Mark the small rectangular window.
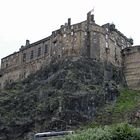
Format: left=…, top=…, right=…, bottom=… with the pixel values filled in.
left=115, top=41, right=117, bottom=46
left=23, top=53, right=26, bottom=62
left=44, top=45, right=48, bottom=53
left=106, top=42, right=109, bottom=48
left=74, top=32, right=77, bottom=36
left=105, top=34, right=108, bottom=40
left=127, top=43, right=130, bottom=47
left=30, top=50, right=34, bottom=59
left=6, top=63, right=8, bottom=67
left=121, top=39, right=124, bottom=43
left=106, top=28, right=109, bottom=32
left=53, top=40, right=57, bottom=46
left=38, top=47, right=41, bottom=57
left=71, top=32, right=74, bottom=36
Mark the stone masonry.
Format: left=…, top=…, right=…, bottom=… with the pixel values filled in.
left=122, top=46, right=140, bottom=90
left=0, top=11, right=139, bottom=90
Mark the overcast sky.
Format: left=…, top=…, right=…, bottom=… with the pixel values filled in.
left=0, top=0, right=140, bottom=61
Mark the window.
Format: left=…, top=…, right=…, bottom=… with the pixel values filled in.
left=71, top=32, right=74, bottom=36
left=23, top=53, right=26, bottom=62
left=63, top=34, right=66, bottom=38
left=115, top=41, right=117, bottom=46
left=38, top=47, right=41, bottom=57
left=44, top=45, right=48, bottom=53
left=30, top=50, right=34, bottom=59
left=121, top=39, right=124, bottom=43
left=6, top=63, right=8, bottom=67
left=106, top=28, right=109, bottom=32
left=53, top=41, right=57, bottom=46
left=105, top=34, right=108, bottom=40
left=121, top=45, right=125, bottom=50
left=106, top=42, right=109, bottom=48
left=127, top=43, right=130, bottom=47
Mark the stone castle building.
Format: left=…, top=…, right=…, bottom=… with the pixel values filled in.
left=0, top=12, right=139, bottom=90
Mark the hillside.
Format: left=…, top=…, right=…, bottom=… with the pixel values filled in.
left=94, top=89, right=140, bottom=126
left=0, top=57, right=139, bottom=140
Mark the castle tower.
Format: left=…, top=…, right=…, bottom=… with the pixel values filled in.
left=122, top=46, right=140, bottom=90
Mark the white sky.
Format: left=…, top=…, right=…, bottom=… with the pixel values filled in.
left=0, top=0, right=140, bottom=61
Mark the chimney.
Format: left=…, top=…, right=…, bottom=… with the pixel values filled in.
left=26, top=40, right=30, bottom=46
left=87, top=12, right=91, bottom=23
left=91, top=14, right=95, bottom=23
left=87, top=11, right=95, bottom=24
left=68, top=18, right=71, bottom=26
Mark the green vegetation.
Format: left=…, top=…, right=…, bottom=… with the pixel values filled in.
left=95, top=89, right=140, bottom=125
left=57, top=123, right=140, bottom=140
left=114, top=89, right=140, bottom=112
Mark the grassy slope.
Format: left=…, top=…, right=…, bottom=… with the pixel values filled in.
left=112, top=89, right=140, bottom=112
left=94, top=89, right=140, bottom=126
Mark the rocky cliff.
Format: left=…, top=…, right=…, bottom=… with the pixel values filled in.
left=0, top=57, right=125, bottom=140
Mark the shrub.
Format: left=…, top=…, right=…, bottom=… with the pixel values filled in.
left=58, top=123, right=140, bottom=140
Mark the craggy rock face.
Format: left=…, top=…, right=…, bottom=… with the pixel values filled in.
left=0, top=58, right=125, bottom=140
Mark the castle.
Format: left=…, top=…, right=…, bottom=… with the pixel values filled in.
left=0, top=11, right=140, bottom=90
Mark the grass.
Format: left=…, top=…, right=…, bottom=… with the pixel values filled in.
left=54, top=123, right=140, bottom=140
left=114, top=89, right=140, bottom=113
left=103, top=89, right=140, bottom=116
left=91, top=89, right=140, bottom=125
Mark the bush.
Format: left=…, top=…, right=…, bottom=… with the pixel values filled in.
left=58, top=123, right=140, bottom=140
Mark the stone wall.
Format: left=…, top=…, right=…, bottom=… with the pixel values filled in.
left=0, top=12, right=133, bottom=89
left=122, top=46, right=140, bottom=90
left=99, top=23, right=132, bottom=67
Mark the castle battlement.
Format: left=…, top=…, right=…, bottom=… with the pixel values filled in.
left=0, top=12, right=139, bottom=90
